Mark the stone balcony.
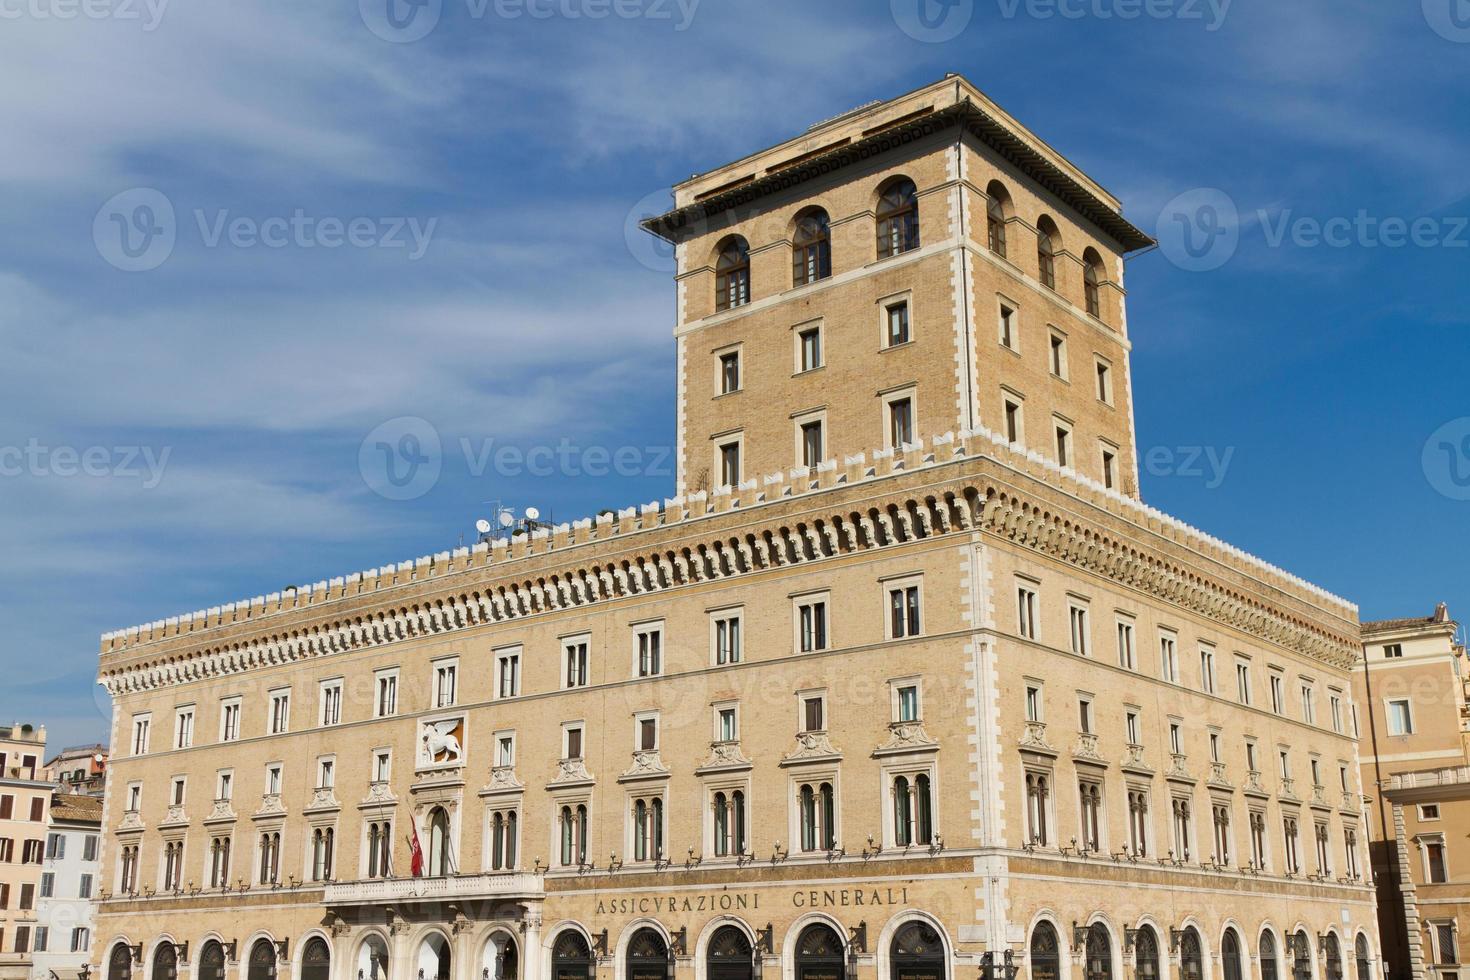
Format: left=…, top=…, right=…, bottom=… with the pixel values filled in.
left=160, top=804, right=188, bottom=828
left=323, top=872, right=544, bottom=907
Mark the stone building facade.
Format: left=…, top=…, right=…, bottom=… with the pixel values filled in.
left=32, top=793, right=104, bottom=980
left=1355, top=607, right=1469, bottom=980
left=1, top=724, right=52, bottom=980
left=91, top=75, right=1380, bottom=980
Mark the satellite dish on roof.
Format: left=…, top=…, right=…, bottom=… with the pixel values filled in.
left=94, top=754, right=104, bottom=763
left=498, top=511, right=515, bottom=528
left=475, top=519, right=492, bottom=535
left=524, top=507, right=541, bottom=521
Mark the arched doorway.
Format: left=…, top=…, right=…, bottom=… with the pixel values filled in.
left=1086, top=925, right=1113, bottom=980
left=483, top=932, right=519, bottom=980
left=707, top=927, right=753, bottom=980
left=1260, top=934, right=1279, bottom=980
left=249, top=941, right=279, bottom=980
left=1324, top=935, right=1342, bottom=980
left=1221, top=930, right=1243, bottom=980
left=795, top=924, right=846, bottom=980
left=1291, top=932, right=1312, bottom=980
left=110, top=944, right=135, bottom=980
left=626, top=929, right=669, bottom=980
left=890, top=921, right=945, bottom=980
left=1179, top=929, right=1203, bottom=980
left=426, top=807, right=452, bottom=877
left=359, top=936, right=390, bottom=980
left=1134, top=927, right=1160, bottom=980
left=302, top=938, right=330, bottom=980
left=420, top=934, right=452, bottom=980
left=1354, top=936, right=1371, bottom=980
left=551, top=931, right=593, bottom=980
left=199, top=941, right=227, bottom=980
left=1029, top=923, right=1060, bottom=980
left=152, top=944, right=178, bottom=980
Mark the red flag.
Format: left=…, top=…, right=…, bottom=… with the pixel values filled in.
left=408, top=819, right=425, bottom=878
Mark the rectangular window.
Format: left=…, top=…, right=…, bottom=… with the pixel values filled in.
left=131, top=715, right=151, bottom=756
left=39, top=872, right=53, bottom=898
left=1384, top=643, right=1403, bottom=658
left=1125, top=710, right=1140, bottom=745
left=1100, top=446, right=1117, bottom=490
left=638, top=716, right=659, bottom=752
left=897, top=685, right=920, bottom=723
left=1049, top=331, right=1068, bottom=379
left=374, top=750, right=392, bottom=782
left=802, top=695, right=826, bottom=733
left=719, top=350, right=740, bottom=394
left=220, top=699, right=241, bottom=742
left=375, top=669, right=398, bottom=717
left=1025, top=685, right=1042, bottom=722
left=32, top=927, right=46, bottom=953
left=713, top=610, right=742, bottom=665
left=78, top=875, right=93, bottom=900
left=1095, top=358, right=1113, bottom=404
left=83, top=835, right=98, bottom=861
left=797, top=596, right=829, bottom=652
left=1117, top=619, right=1136, bottom=669
left=564, top=725, right=584, bottom=761
left=889, top=396, right=914, bottom=448
left=265, top=763, right=282, bottom=795
left=269, top=690, right=290, bottom=735
left=800, top=419, right=824, bottom=469
left=1004, top=396, right=1023, bottom=444
left=1300, top=683, right=1316, bottom=724
left=1199, top=647, right=1216, bottom=694
left=717, top=707, right=738, bottom=743
left=1068, top=604, right=1089, bottom=656
left=1078, top=697, right=1093, bottom=734
left=888, top=582, right=921, bottom=639
left=1330, top=693, right=1343, bottom=733
left=1054, top=422, right=1071, bottom=468
left=434, top=659, right=458, bottom=708
left=1017, top=583, right=1038, bottom=640
left=1269, top=672, right=1285, bottom=714
left=171, top=776, right=186, bottom=805
left=885, top=301, right=911, bottom=347
left=719, top=440, right=741, bottom=487
left=45, top=835, right=63, bottom=860
left=1159, top=632, right=1179, bottom=683
left=1426, top=839, right=1449, bottom=882
left=174, top=707, right=195, bottom=749
left=635, top=624, right=663, bottom=678
left=320, top=680, right=342, bottom=726
left=216, top=771, right=232, bottom=801
left=318, top=757, right=335, bottom=790
left=496, top=736, right=514, bottom=768
left=798, top=326, right=822, bottom=372
left=1235, top=660, right=1252, bottom=705
left=564, top=637, right=590, bottom=688
left=496, top=648, right=521, bottom=699
left=1387, top=699, right=1413, bottom=735
left=999, top=303, right=1016, bottom=349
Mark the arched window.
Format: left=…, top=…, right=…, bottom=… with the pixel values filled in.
left=426, top=806, right=451, bottom=876
left=793, top=208, right=832, bottom=286
left=1260, top=933, right=1279, bottom=980
left=1134, top=927, right=1160, bottom=980
left=632, top=797, right=665, bottom=862
left=1025, top=772, right=1050, bottom=846
left=1179, top=928, right=1203, bottom=980
left=1086, top=924, right=1113, bottom=980
left=1354, top=935, right=1371, bottom=980
left=626, top=929, right=669, bottom=980
left=891, top=921, right=946, bottom=980
left=893, top=774, right=934, bottom=846
left=798, top=782, right=836, bottom=851
left=552, top=932, right=593, bottom=980
left=715, top=236, right=751, bottom=312
left=367, top=821, right=391, bottom=878
left=490, top=810, right=517, bottom=870
left=248, top=939, right=278, bottom=980
left=1083, top=248, right=1104, bottom=319
left=1029, top=923, right=1061, bottom=980
left=1325, top=934, right=1343, bottom=980
left=1036, top=216, right=1060, bottom=289
left=707, top=926, right=754, bottom=980
left=151, top=944, right=177, bottom=980
left=1292, top=931, right=1313, bottom=980
left=894, top=776, right=912, bottom=846
left=199, top=942, right=226, bottom=980
left=1222, top=929, right=1243, bottom=980
left=795, top=924, right=845, bottom=980
left=877, top=178, right=919, bottom=258
left=311, top=827, right=334, bottom=881
left=109, top=943, right=134, bottom=980
left=712, top=792, right=745, bottom=857
left=985, top=181, right=1012, bottom=257
left=301, top=938, right=331, bottom=980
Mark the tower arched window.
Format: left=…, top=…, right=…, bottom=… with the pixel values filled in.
left=986, top=181, right=1012, bottom=258
left=1083, top=248, right=1104, bottom=319
left=793, top=208, right=832, bottom=286
left=715, top=236, right=751, bottom=312
left=877, top=178, right=919, bottom=258
left=1036, top=215, right=1060, bottom=289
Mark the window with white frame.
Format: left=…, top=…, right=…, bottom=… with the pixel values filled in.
left=558, top=802, right=590, bottom=867
left=1300, top=680, right=1316, bottom=724
left=1169, top=721, right=1184, bottom=755
left=1068, top=601, right=1089, bottom=656
left=310, top=826, right=334, bottom=882
left=795, top=592, right=829, bottom=652
left=563, top=635, right=590, bottom=688
left=1235, top=658, right=1252, bottom=706
left=885, top=391, right=916, bottom=449
left=317, top=756, right=335, bottom=791
left=712, top=608, right=743, bottom=665
left=1199, top=646, right=1216, bottom=694
left=711, top=787, right=748, bottom=858
left=131, top=714, right=151, bottom=756
left=488, top=807, right=518, bottom=870
left=797, top=323, right=823, bottom=373
left=375, top=668, right=398, bottom=717
left=1329, top=691, right=1344, bottom=733
left=433, top=658, right=458, bottom=708
left=1053, top=417, right=1072, bottom=468
left=373, top=749, right=392, bottom=783
left=629, top=793, right=665, bottom=862
left=1282, top=816, right=1301, bottom=874
left=1387, top=699, right=1413, bottom=736
left=1117, top=618, right=1136, bottom=669
left=718, top=348, right=741, bottom=395
left=890, top=767, right=935, bottom=847
left=884, top=298, right=911, bottom=348
left=215, top=770, right=233, bottom=802
left=717, top=437, right=742, bottom=487
left=1003, top=392, right=1024, bottom=445
left=715, top=705, right=739, bottom=743
left=269, top=689, right=290, bottom=735
left=1268, top=671, right=1285, bottom=714
left=174, top=706, right=195, bottom=749
left=265, top=762, right=283, bottom=796
left=1430, top=922, right=1458, bottom=967
left=798, top=416, right=824, bottom=469
left=1211, top=802, right=1232, bottom=865
left=634, top=622, right=663, bottom=678
left=1124, top=709, right=1140, bottom=746
left=895, top=683, right=920, bottom=723
left=1423, top=835, right=1449, bottom=883
left=797, top=779, right=837, bottom=852
left=1048, top=329, right=1068, bottom=380
left=1343, top=826, right=1360, bottom=879
left=1159, top=631, right=1179, bottom=683
left=1313, top=820, right=1331, bottom=875
left=886, top=577, right=922, bottom=640
left=219, top=698, right=241, bottom=742
left=1249, top=808, right=1268, bottom=870
left=496, top=647, right=521, bottom=699
left=1025, top=768, right=1052, bottom=847
left=1095, top=356, right=1114, bottom=404
left=320, top=679, right=343, bottom=727
left=1025, top=683, right=1043, bottom=723
left=1170, top=794, right=1194, bottom=861
left=1077, top=695, right=1094, bottom=735
left=998, top=300, right=1017, bottom=350
left=495, top=734, right=514, bottom=768
left=1127, top=786, right=1150, bottom=857
left=1100, top=442, right=1118, bottom=490
left=800, top=692, right=827, bottom=733
left=1078, top=778, right=1103, bottom=853
left=563, top=724, right=585, bottom=761
left=635, top=714, right=659, bottom=753
left=126, top=782, right=142, bottom=812
left=1017, top=580, right=1039, bottom=640
left=171, top=775, right=186, bottom=806
left=366, top=819, right=392, bottom=878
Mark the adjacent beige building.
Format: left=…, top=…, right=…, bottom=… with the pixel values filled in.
left=1355, top=606, right=1470, bottom=980
left=1, top=724, right=52, bottom=980
left=92, top=75, right=1381, bottom=980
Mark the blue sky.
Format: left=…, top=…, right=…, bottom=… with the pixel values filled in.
left=1, top=0, right=1466, bottom=751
